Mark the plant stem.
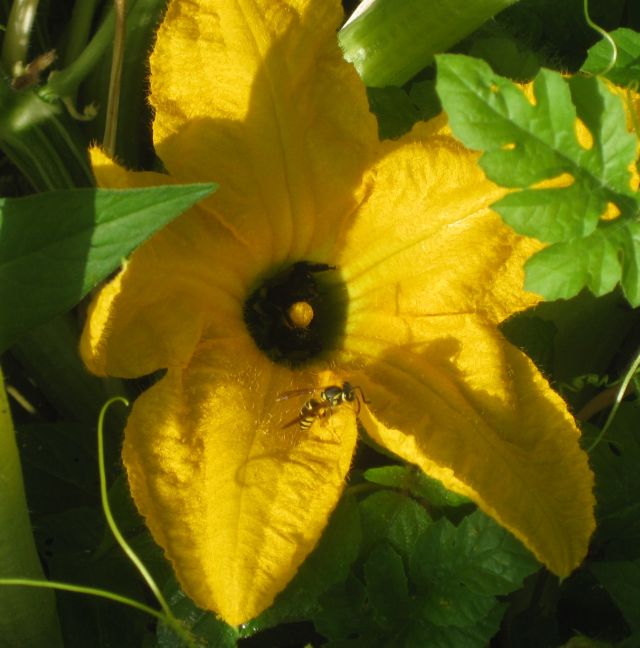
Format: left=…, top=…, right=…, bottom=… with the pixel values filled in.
left=103, top=0, right=126, bottom=156
left=0, top=367, right=63, bottom=647
left=586, top=346, right=640, bottom=452
left=339, top=0, right=520, bottom=87
left=0, top=578, right=164, bottom=621
left=62, top=0, right=101, bottom=69
left=97, top=399, right=197, bottom=646
left=1, top=0, right=40, bottom=73
left=583, top=0, right=617, bottom=76
left=39, top=4, right=115, bottom=100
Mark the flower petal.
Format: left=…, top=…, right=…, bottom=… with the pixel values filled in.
left=150, top=0, right=377, bottom=263
left=338, top=123, right=542, bottom=324
left=339, top=313, right=594, bottom=577
left=82, top=150, right=249, bottom=377
left=123, top=340, right=358, bottom=624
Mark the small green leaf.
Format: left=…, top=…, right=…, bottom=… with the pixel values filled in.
left=367, top=87, right=421, bottom=140
left=436, top=54, right=640, bottom=305
left=38, top=506, right=166, bottom=647
left=0, top=183, right=215, bottom=351
left=409, top=511, right=538, bottom=627
left=500, top=314, right=557, bottom=377
left=408, top=79, right=441, bottom=122
left=525, top=291, right=639, bottom=387
left=16, top=423, right=97, bottom=498
left=363, top=466, right=470, bottom=507
left=582, top=28, right=640, bottom=85
left=590, top=560, right=640, bottom=632
left=400, top=602, right=506, bottom=648
left=157, top=577, right=238, bottom=648
left=359, top=490, right=431, bottom=562
left=468, top=36, right=540, bottom=80
left=523, top=230, right=622, bottom=300
left=589, top=404, right=640, bottom=552
left=313, top=574, right=368, bottom=642
left=363, top=544, right=409, bottom=630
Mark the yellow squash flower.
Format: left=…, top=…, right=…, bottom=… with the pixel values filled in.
left=81, top=0, right=595, bottom=626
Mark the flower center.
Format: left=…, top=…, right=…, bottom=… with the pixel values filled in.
left=243, top=261, right=346, bottom=367
left=287, top=301, right=315, bottom=328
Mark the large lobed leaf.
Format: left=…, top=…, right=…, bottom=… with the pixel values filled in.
left=436, top=53, right=640, bottom=305
left=0, top=184, right=215, bottom=352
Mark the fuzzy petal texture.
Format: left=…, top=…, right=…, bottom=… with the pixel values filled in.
left=150, top=0, right=377, bottom=264
left=340, top=314, right=594, bottom=576
left=81, top=150, right=250, bottom=377
left=338, top=124, right=543, bottom=325
left=337, top=129, right=595, bottom=575
left=124, top=342, right=358, bottom=625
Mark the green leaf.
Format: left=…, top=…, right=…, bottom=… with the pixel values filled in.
left=436, top=54, right=640, bottom=305
left=363, top=544, right=409, bottom=630
left=589, top=404, right=640, bottom=555
left=359, top=490, right=431, bottom=563
left=590, top=560, right=640, bottom=632
left=363, top=466, right=470, bottom=507
left=38, top=505, right=165, bottom=647
left=408, top=79, right=441, bottom=123
left=10, top=315, right=126, bottom=424
left=339, top=0, right=520, bottom=87
left=467, top=36, right=540, bottom=80
left=16, top=423, right=97, bottom=504
left=400, top=602, right=506, bottom=648
left=0, top=183, right=215, bottom=352
left=500, top=314, right=557, bottom=377
left=582, top=28, right=640, bottom=85
left=409, top=511, right=539, bottom=626
left=518, top=291, right=639, bottom=390
left=367, top=87, right=421, bottom=140
left=157, top=577, right=238, bottom=648
left=619, top=633, right=640, bottom=648
left=523, top=229, right=622, bottom=300
left=313, top=574, right=368, bottom=642
left=473, top=0, right=628, bottom=73
left=555, top=569, right=623, bottom=648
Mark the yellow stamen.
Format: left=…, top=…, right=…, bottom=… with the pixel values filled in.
left=287, top=301, right=314, bottom=329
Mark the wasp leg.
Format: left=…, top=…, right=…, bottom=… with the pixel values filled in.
left=353, top=385, right=371, bottom=404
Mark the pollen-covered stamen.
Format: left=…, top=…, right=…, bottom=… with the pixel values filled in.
left=287, top=301, right=314, bottom=329
left=243, top=261, right=347, bottom=367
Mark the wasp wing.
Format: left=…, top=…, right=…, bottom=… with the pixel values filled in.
left=275, top=387, right=316, bottom=401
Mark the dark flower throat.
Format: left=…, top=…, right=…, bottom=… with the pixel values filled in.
left=243, top=261, right=346, bottom=367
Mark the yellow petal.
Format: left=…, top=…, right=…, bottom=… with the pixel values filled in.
left=339, top=313, right=594, bottom=577
left=150, top=0, right=377, bottom=263
left=338, top=124, right=542, bottom=325
left=82, top=150, right=250, bottom=377
left=123, top=342, right=357, bottom=625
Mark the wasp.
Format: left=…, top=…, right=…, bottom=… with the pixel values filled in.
left=277, top=382, right=370, bottom=432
